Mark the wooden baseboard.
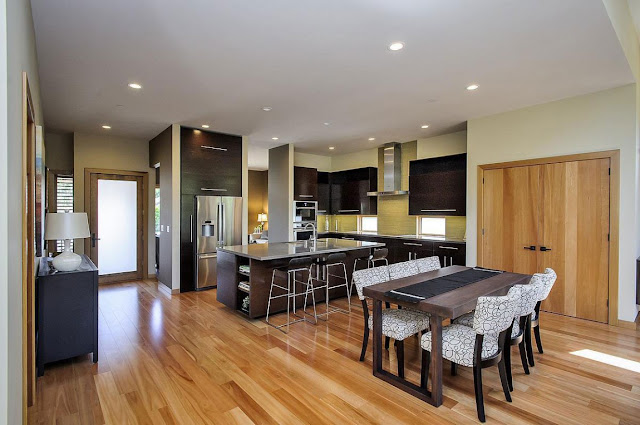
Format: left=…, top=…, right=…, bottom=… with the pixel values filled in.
left=617, top=319, right=637, bottom=330
left=157, top=282, right=179, bottom=296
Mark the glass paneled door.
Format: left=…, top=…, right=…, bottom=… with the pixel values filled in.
left=87, top=170, right=147, bottom=283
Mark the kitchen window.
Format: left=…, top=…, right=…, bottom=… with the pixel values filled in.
left=419, top=217, right=446, bottom=237
left=360, top=216, right=378, bottom=232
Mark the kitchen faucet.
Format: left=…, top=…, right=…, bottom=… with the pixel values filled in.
left=304, top=222, right=317, bottom=243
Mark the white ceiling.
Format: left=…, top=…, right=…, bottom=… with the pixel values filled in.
left=31, top=0, right=632, bottom=163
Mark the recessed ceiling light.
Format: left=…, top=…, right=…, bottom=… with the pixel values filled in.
left=201, top=124, right=210, bottom=129
left=329, top=146, right=335, bottom=150
left=128, top=83, right=142, bottom=89
left=388, top=42, right=404, bottom=51
left=421, top=125, right=429, bottom=129
left=272, top=137, right=279, bottom=140
left=466, top=84, right=479, bottom=91
left=102, top=125, right=111, bottom=129
left=368, top=137, right=375, bottom=141
left=262, top=106, right=272, bottom=111
left=324, top=122, right=330, bottom=126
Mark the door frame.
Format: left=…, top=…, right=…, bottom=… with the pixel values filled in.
left=477, top=149, right=620, bottom=326
left=84, top=168, right=149, bottom=283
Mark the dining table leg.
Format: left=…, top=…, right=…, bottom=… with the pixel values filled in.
left=372, top=299, right=383, bottom=373
left=429, top=314, right=443, bottom=406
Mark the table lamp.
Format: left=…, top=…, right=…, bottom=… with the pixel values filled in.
left=45, top=212, right=90, bottom=272
left=258, top=213, right=267, bottom=232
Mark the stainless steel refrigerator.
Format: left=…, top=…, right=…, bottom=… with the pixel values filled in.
left=194, top=195, right=243, bottom=290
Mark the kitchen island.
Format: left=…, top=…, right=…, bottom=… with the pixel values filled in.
left=216, top=238, right=385, bottom=318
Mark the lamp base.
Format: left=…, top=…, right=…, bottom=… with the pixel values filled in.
left=52, top=247, right=82, bottom=272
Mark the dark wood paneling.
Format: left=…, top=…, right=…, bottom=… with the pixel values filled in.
left=180, top=194, right=195, bottom=292
left=294, top=166, right=318, bottom=201
left=409, top=154, right=466, bottom=216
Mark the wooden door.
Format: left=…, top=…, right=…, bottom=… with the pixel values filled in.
left=481, top=166, right=541, bottom=275
left=540, top=159, right=610, bottom=322
left=87, top=171, right=146, bottom=284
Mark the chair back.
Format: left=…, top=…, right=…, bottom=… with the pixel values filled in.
left=415, top=256, right=441, bottom=273
left=326, top=252, right=347, bottom=264
left=389, top=260, right=420, bottom=280
left=473, top=285, right=519, bottom=335
left=514, top=283, right=540, bottom=317
left=533, top=268, right=557, bottom=301
left=352, top=266, right=390, bottom=300
left=287, top=256, right=313, bottom=271
left=370, top=248, right=388, bottom=261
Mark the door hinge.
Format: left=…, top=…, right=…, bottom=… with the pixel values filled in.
left=482, top=228, right=485, bottom=235
left=482, top=178, right=485, bottom=184
left=607, top=233, right=610, bottom=241
left=608, top=168, right=611, bottom=175
left=606, top=299, right=609, bottom=307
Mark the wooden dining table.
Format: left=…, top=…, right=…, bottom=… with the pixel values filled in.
left=362, top=265, right=531, bottom=407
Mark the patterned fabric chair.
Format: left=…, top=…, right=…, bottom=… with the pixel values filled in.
left=414, top=256, right=441, bottom=273
left=421, top=286, right=520, bottom=422
left=528, top=268, right=557, bottom=364
left=455, top=282, right=540, bottom=390
left=352, top=266, right=430, bottom=378
left=388, top=260, right=420, bottom=280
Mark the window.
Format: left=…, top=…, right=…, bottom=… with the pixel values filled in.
left=155, top=187, right=160, bottom=235
left=55, top=174, right=74, bottom=252
left=419, top=217, right=446, bottom=236
left=360, top=216, right=378, bottom=232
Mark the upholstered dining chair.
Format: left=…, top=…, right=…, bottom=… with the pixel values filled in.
left=414, top=255, right=442, bottom=273
left=528, top=268, right=557, bottom=365
left=352, top=266, right=431, bottom=378
left=455, top=282, right=540, bottom=390
left=388, top=260, right=420, bottom=279
left=421, top=286, right=520, bottom=423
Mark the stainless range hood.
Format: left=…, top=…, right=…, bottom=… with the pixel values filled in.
left=367, top=143, right=409, bottom=196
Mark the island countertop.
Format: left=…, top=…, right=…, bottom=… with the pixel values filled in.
left=218, top=237, right=385, bottom=261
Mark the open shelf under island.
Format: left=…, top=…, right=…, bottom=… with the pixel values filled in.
left=216, top=238, right=385, bottom=318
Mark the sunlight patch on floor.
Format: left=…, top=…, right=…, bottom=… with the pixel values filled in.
left=570, top=349, right=640, bottom=373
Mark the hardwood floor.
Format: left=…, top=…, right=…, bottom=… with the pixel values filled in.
left=28, top=278, right=640, bottom=424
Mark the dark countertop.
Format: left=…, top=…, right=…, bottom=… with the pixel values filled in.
left=318, top=231, right=466, bottom=244
left=218, top=238, right=385, bottom=261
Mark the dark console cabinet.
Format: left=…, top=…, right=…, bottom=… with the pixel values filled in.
left=36, top=256, right=98, bottom=376
left=409, top=154, right=466, bottom=216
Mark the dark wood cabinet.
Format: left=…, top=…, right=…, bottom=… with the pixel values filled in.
left=409, top=154, right=466, bottom=216
left=330, top=167, right=377, bottom=215
left=37, top=256, right=98, bottom=376
left=433, top=242, right=466, bottom=267
left=180, top=127, right=243, bottom=197
left=317, top=171, right=330, bottom=214
left=294, top=166, right=318, bottom=201
left=180, top=194, right=196, bottom=292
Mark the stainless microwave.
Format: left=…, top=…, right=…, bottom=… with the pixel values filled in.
left=293, top=201, right=318, bottom=223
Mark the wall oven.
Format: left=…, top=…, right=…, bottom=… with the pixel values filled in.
left=292, top=201, right=317, bottom=241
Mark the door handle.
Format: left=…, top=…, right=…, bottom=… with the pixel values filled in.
left=190, top=215, right=193, bottom=243
left=540, top=246, right=552, bottom=252
left=523, top=245, right=536, bottom=251
left=91, top=233, right=100, bottom=248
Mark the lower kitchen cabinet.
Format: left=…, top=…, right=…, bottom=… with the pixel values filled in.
left=433, top=242, right=466, bottom=267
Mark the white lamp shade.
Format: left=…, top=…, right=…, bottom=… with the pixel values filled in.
left=44, top=212, right=90, bottom=240
left=258, top=213, right=268, bottom=222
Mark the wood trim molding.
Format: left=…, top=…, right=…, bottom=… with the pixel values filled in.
left=617, top=320, right=637, bottom=330
left=83, top=168, right=149, bottom=283
left=477, top=149, right=620, bottom=326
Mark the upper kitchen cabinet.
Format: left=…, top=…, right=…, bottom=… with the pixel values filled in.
left=294, top=166, right=318, bottom=201
left=317, top=171, right=330, bottom=214
left=331, top=167, right=377, bottom=215
left=409, top=153, right=466, bottom=216
left=181, top=127, right=243, bottom=196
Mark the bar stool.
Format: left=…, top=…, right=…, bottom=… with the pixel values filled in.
left=307, top=252, right=350, bottom=316
left=266, top=256, right=317, bottom=333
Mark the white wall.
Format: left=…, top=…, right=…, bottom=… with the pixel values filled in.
left=268, top=144, right=294, bottom=242
left=0, top=1, right=8, bottom=422
left=3, top=0, right=44, bottom=422
left=294, top=152, right=332, bottom=171
left=466, top=84, right=638, bottom=322
left=331, top=148, right=378, bottom=172
left=73, top=132, right=156, bottom=276
left=417, top=131, right=467, bottom=159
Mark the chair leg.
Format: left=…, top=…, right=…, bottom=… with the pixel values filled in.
left=451, top=362, right=457, bottom=376
left=498, top=358, right=512, bottom=402
left=534, top=324, right=543, bottom=354
left=396, top=340, right=405, bottom=378
left=359, top=326, right=369, bottom=361
left=518, top=341, right=530, bottom=375
left=385, top=336, right=390, bottom=350
left=421, top=350, right=430, bottom=389
left=525, top=317, right=535, bottom=367
left=505, top=343, right=513, bottom=391
left=473, top=365, right=486, bottom=423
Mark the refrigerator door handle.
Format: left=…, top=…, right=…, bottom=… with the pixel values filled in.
left=221, top=203, right=225, bottom=246
left=190, top=215, right=193, bottom=243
